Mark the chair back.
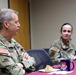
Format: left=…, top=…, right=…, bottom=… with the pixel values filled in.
left=26, top=49, right=54, bottom=71
left=43, top=48, right=49, bottom=53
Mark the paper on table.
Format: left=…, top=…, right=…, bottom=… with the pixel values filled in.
left=39, top=68, right=60, bottom=72
left=48, top=70, right=73, bottom=74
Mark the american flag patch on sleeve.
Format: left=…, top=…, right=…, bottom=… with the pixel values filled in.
left=0, top=48, right=9, bottom=54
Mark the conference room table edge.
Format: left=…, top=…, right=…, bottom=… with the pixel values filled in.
left=26, top=60, right=76, bottom=75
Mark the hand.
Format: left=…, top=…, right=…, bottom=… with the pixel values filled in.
left=74, top=56, right=76, bottom=59
left=22, top=52, right=30, bottom=61
left=17, top=63, right=23, bottom=68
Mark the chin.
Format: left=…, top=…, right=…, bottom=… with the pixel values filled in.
left=62, top=37, right=69, bottom=40
left=13, top=33, right=18, bottom=36
left=64, top=38, right=70, bottom=40
left=15, top=32, right=18, bottom=35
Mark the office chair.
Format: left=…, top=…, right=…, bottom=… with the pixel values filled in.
left=26, top=49, right=54, bottom=71
left=43, top=48, right=49, bottom=53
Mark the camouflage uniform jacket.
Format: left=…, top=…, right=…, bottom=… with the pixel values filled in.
left=49, top=37, right=76, bottom=65
left=0, top=34, right=36, bottom=75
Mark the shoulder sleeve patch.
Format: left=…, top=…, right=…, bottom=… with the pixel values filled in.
left=50, top=47, right=59, bottom=52
left=0, top=48, right=9, bottom=54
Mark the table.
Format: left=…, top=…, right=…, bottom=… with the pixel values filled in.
left=26, top=60, right=76, bottom=75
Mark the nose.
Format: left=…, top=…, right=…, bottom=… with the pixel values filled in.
left=65, top=31, right=69, bottom=34
left=18, top=22, right=20, bottom=27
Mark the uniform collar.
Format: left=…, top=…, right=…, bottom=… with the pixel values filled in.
left=0, top=34, right=15, bottom=47
left=60, top=37, right=72, bottom=50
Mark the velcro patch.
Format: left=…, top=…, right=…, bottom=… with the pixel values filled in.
left=2, top=58, right=9, bottom=62
left=0, top=48, right=9, bottom=54
left=51, top=51, right=56, bottom=56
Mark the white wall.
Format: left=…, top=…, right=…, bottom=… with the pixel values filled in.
left=30, top=0, right=76, bottom=49
left=0, top=0, right=8, bottom=8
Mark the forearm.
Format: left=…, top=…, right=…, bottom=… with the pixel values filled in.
left=21, top=57, right=36, bottom=71
left=49, top=50, right=63, bottom=64
left=5, top=64, right=25, bottom=75
left=52, top=57, right=66, bottom=65
left=0, top=56, right=25, bottom=75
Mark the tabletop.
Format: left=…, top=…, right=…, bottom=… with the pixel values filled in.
left=26, top=60, right=76, bottom=75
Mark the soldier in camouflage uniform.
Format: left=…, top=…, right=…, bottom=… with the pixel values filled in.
left=49, top=23, right=76, bottom=65
left=0, top=8, right=36, bottom=75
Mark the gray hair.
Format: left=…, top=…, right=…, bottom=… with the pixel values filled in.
left=0, top=8, right=18, bottom=30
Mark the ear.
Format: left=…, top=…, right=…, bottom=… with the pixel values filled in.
left=3, top=21, right=9, bottom=28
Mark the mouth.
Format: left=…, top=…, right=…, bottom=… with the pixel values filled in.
left=16, top=29, right=19, bottom=32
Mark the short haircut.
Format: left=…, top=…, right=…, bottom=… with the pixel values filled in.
left=0, top=8, right=18, bottom=30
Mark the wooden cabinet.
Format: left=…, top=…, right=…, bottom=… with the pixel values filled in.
left=9, top=0, right=30, bottom=50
